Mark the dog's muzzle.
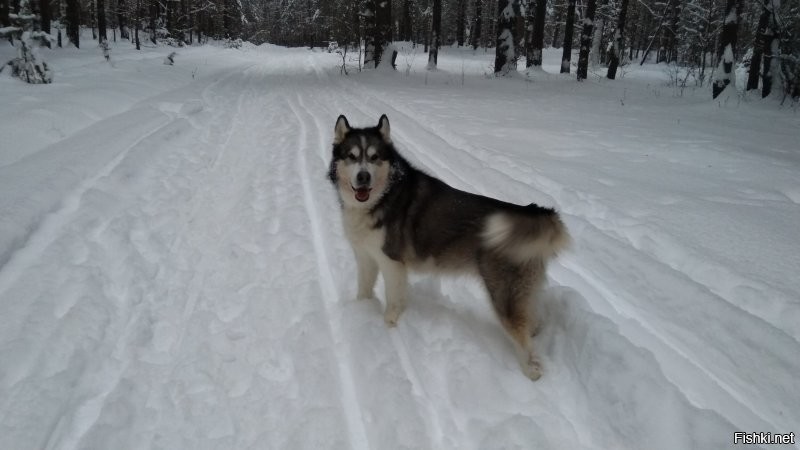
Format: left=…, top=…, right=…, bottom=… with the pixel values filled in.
left=353, top=171, right=371, bottom=202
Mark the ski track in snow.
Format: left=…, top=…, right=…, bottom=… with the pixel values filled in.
left=1, top=43, right=797, bottom=449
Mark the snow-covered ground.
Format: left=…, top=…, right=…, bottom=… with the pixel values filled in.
left=1, top=38, right=798, bottom=449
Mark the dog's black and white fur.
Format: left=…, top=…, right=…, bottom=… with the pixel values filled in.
left=328, top=114, right=570, bottom=380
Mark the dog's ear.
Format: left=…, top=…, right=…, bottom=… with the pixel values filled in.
left=377, top=114, right=391, bottom=143
left=334, top=115, right=351, bottom=144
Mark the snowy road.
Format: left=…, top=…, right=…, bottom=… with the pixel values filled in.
left=1, top=43, right=798, bottom=449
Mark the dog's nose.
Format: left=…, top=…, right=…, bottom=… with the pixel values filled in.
left=356, top=171, right=371, bottom=185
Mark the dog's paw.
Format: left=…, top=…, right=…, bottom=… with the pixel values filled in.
left=522, top=356, right=543, bottom=381
left=356, top=291, right=375, bottom=301
left=383, top=304, right=405, bottom=327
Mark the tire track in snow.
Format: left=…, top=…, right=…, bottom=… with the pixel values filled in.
left=294, top=89, right=449, bottom=448
left=284, top=93, right=370, bottom=450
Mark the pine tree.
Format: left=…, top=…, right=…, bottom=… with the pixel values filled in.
left=375, top=0, right=391, bottom=66
left=39, top=0, right=49, bottom=35
left=494, top=0, right=519, bottom=74
left=560, top=0, right=576, bottom=73
left=576, top=0, right=597, bottom=80
left=471, top=0, right=482, bottom=49
left=606, top=0, right=629, bottom=79
left=97, top=0, right=107, bottom=41
left=363, top=0, right=376, bottom=66
left=5, top=0, right=53, bottom=83
left=1, top=0, right=9, bottom=28
left=525, top=0, right=546, bottom=67
left=428, top=0, right=441, bottom=68
left=760, top=0, right=780, bottom=98
left=712, top=0, right=740, bottom=98
left=401, top=0, right=411, bottom=41
left=65, top=0, right=78, bottom=47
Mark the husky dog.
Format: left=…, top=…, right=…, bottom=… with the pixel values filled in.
left=328, top=114, right=570, bottom=380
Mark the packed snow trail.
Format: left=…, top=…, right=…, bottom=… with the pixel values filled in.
left=0, top=43, right=797, bottom=449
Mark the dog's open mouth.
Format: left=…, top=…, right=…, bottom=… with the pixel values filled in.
left=352, top=186, right=371, bottom=202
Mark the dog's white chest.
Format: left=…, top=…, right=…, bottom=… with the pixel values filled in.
left=342, top=208, right=385, bottom=255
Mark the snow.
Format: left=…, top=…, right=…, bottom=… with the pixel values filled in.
left=1, top=38, right=799, bottom=450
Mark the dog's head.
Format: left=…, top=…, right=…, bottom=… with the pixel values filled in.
left=328, top=114, right=395, bottom=208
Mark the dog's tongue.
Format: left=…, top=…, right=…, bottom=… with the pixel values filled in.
left=354, top=188, right=370, bottom=202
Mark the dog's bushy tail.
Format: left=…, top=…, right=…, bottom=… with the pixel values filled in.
left=481, top=205, right=570, bottom=263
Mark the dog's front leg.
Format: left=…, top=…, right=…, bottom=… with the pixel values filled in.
left=379, top=259, right=408, bottom=327
left=354, top=249, right=378, bottom=300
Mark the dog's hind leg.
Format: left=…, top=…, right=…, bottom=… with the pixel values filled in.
left=479, top=254, right=546, bottom=381
left=378, top=258, right=408, bottom=327
left=354, top=249, right=378, bottom=300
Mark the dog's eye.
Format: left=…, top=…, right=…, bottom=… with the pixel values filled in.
left=347, top=154, right=358, bottom=161
left=369, top=154, right=379, bottom=162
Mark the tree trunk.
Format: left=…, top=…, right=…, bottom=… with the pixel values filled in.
left=560, top=0, right=575, bottom=73
left=494, top=0, right=518, bottom=74
left=97, top=0, right=106, bottom=42
left=39, top=0, right=50, bottom=34
left=761, top=0, right=780, bottom=98
left=513, top=1, right=524, bottom=62
left=711, top=0, right=740, bottom=98
left=551, top=5, right=562, bottom=49
left=149, top=0, right=157, bottom=44
left=134, top=0, right=140, bottom=49
left=589, top=16, right=603, bottom=66
left=606, top=0, right=628, bottom=79
left=428, top=0, right=441, bottom=68
left=457, top=0, right=466, bottom=46
left=117, top=0, right=128, bottom=39
left=471, top=0, right=482, bottom=49
left=1, top=0, right=8, bottom=28
left=746, top=3, right=769, bottom=91
left=401, top=0, right=411, bottom=41
left=363, top=0, right=376, bottom=66
left=526, top=0, right=546, bottom=67
left=375, top=0, right=391, bottom=66
left=576, top=0, right=596, bottom=80
left=65, top=0, right=79, bottom=47
left=89, top=0, right=95, bottom=39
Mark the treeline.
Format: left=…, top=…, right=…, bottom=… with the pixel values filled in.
left=1, top=0, right=798, bottom=98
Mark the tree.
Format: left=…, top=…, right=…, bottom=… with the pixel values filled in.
left=1, top=0, right=9, bottom=28
left=494, top=0, right=520, bottom=74
left=97, top=0, right=107, bottom=41
left=471, top=0, right=482, bottom=49
left=400, top=0, right=412, bottom=41
left=428, top=0, right=441, bottom=68
left=746, top=2, right=770, bottom=91
left=576, top=0, right=597, bottom=80
left=65, top=0, right=79, bottom=47
left=363, top=0, right=376, bottom=65
left=375, top=0, right=391, bottom=65
left=525, top=0, right=546, bottom=67
left=760, top=0, right=780, bottom=98
left=560, top=0, right=576, bottom=73
left=117, top=0, right=129, bottom=39
left=712, top=0, right=740, bottom=98
left=456, top=0, right=465, bottom=46
left=607, top=0, right=629, bottom=79
left=4, top=0, right=53, bottom=83
left=39, top=0, right=49, bottom=35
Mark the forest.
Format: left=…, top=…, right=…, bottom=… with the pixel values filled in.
left=1, top=0, right=799, bottom=96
